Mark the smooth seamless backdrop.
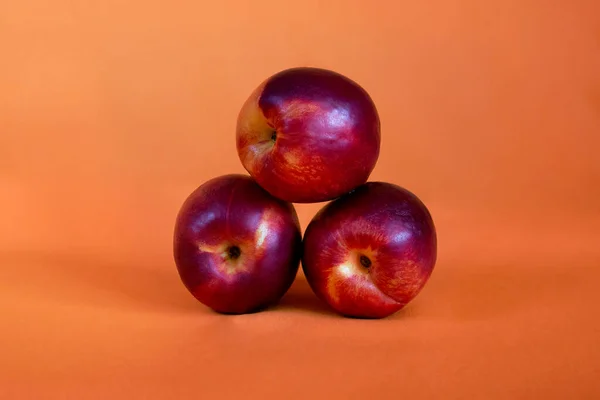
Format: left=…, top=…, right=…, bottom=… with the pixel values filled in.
left=1, top=1, right=599, bottom=399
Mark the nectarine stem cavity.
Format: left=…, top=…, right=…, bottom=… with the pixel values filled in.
left=270, top=130, right=277, bottom=142
left=359, top=255, right=372, bottom=269
left=227, top=245, right=241, bottom=260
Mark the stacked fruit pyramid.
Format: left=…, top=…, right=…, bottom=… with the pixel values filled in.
left=173, top=67, right=437, bottom=319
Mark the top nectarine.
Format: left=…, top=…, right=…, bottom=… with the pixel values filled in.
left=236, top=67, right=380, bottom=203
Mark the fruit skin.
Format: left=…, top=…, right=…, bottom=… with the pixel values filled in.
left=301, top=182, right=437, bottom=318
left=236, top=67, right=381, bottom=203
left=173, top=174, right=302, bottom=314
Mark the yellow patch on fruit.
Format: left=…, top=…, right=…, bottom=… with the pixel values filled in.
left=326, top=274, right=341, bottom=304
left=236, top=82, right=275, bottom=173
left=237, top=83, right=271, bottom=138
left=196, top=241, right=224, bottom=254
left=222, top=260, right=246, bottom=276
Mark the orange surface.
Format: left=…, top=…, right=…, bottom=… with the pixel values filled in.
left=1, top=1, right=600, bottom=398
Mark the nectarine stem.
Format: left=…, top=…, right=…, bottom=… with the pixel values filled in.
left=227, top=246, right=241, bottom=260
left=360, top=255, right=371, bottom=269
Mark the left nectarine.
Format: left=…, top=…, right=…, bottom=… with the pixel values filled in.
left=173, top=174, right=302, bottom=314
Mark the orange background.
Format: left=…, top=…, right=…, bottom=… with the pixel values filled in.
left=1, top=1, right=600, bottom=398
